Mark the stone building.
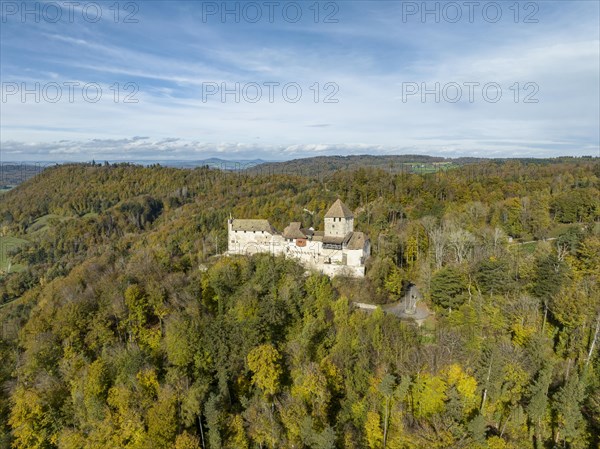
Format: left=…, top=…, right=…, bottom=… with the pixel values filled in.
left=227, top=199, right=370, bottom=277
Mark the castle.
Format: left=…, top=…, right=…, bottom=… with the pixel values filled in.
left=227, top=199, right=371, bottom=277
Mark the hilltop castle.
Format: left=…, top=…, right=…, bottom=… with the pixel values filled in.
left=227, top=199, right=371, bottom=277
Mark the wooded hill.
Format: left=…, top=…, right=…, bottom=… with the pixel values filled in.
left=246, top=155, right=596, bottom=178
left=0, top=158, right=599, bottom=449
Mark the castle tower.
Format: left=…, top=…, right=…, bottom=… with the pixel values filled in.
left=324, top=199, right=354, bottom=238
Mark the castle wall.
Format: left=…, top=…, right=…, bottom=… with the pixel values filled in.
left=319, top=264, right=365, bottom=278
left=345, top=249, right=364, bottom=267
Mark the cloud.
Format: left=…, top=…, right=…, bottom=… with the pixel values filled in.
left=1, top=138, right=597, bottom=163
left=0, top=1, right=598, bottom=159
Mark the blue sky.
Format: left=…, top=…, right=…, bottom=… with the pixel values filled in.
left=1, top=0, right=599, bottom=161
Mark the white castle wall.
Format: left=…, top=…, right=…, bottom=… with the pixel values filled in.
left=227, top=219, right=368, bottom=278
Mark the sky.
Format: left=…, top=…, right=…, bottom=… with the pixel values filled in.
left=1, top=0, right=599, bottom=162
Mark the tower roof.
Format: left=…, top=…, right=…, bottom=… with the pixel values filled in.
left=324, top=199, right=353, bottom=219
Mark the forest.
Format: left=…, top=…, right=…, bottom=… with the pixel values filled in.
left=0, top=158, right=599, bottom=449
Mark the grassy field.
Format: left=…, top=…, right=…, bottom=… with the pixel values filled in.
left=27, top=214, right=64, bottom=235
left=515, top=241, right=539, bottom=255
left=411, top=162, right=457, bottom=174
left=27, top=213, right=96, bottom=236
left=0, top=236, right=29, bottom=273
left=547, top=223, right=580, bottom=238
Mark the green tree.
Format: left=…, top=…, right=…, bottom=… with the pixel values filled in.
left=531, top=255, right=569, bottom=301
left=526, top=363, right=553, bottom=449
left=431, top=266, right=468, bottom=311
left=553, top=372, right=588, bottom=448
left=147, top=388, right=178, bottom=449
left=475, top=258, right=512, bottom=295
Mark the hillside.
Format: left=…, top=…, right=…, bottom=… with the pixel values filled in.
left=0, top=159, right=599, bottom=449
left=247, top=154, right=463, bottom=178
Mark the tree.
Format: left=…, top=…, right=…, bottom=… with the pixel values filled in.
left=205, top=393, right=223, bottom=449
left=225, top=414, right=249, bottom=449
left=147, top=388, right=178, bottom=449
left=448, top=228, right=474, bottom=264
left=243, top=397, right=281, bottom=449
left=475, top=258, right=512, bottom=295
left=8, top=387, right=53, bottom=449
left=531, top=255, right=568, bottom=301
left=124, top=284, right=150, bottom=338
left=175, top=431, right=202, bottom=449
left=525, top=193, right=551, bottom=240
left=247, top=344, right=283, bottom=397
left=442, top=364, right=478, bottom=414
left=430, top=266, right=468, bottom=311
left=165, top=313, right=199, bottom=370
left=502, top=197, right=524, bottom=238
left=291, top=362, right=332, bottom=423
left=428, top=226, right=447, bottom=269
left=384, top=266, right=404, bottom=300
left=411, top=373, right=447, bottom=419
left=365, top=411, right=384, bottom=449
left=553, top=372, right=588, bottom=448
left=526, top=363, right=553, bottom=449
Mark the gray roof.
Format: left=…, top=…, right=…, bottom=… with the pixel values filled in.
left=283, top=222, right=306, bottom=239
left=347, top=232, right=368, bottom=250
left=323, top=232, right=353, bottom=245
left=325, top=199, right=353, bottom=219
left=231, top=219, right=275, bottom=233
left=312, top=230, right=325, bottom=242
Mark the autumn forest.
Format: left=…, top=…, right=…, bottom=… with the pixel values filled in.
left=0, top=158, right=599, bottom=449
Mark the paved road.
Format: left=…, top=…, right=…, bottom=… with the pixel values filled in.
left=354, top=298, right=431, bottom=321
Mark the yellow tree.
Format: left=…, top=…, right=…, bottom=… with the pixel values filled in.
left=174, top=431, right=202, bottom=449
left=411, top=373, right=447, bottom=420
left=365, top=411, right=384, bottom=449
left=247, top=344, right=283, bottom=398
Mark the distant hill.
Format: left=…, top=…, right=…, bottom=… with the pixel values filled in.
left=0, top=163, right=51, bottom=188
left=127, top=158, right=267, bottom=169
left=0, top=159, right=267, bottom=188
left=247, top=154, right=480, bottom=177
